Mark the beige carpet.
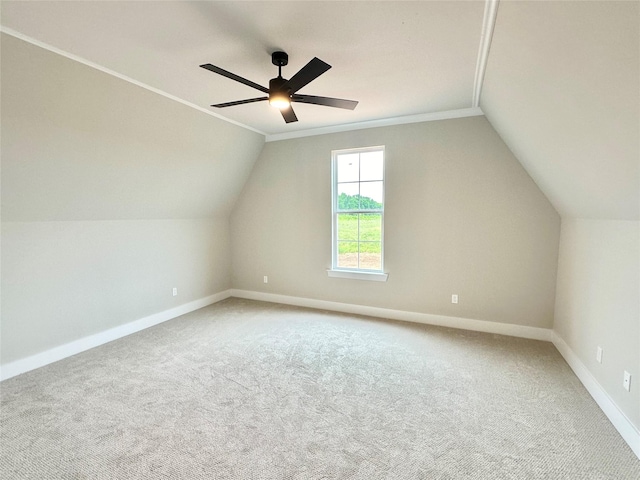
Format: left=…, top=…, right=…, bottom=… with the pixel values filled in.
left=1, top=298, right=639, bottom=479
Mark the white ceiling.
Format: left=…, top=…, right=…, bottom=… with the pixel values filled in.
left=0, top=0, right=486, bottom=136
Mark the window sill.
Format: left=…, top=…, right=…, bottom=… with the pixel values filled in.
left=327, top=269, right=389, bottom=282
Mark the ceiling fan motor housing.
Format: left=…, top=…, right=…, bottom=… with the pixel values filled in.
left=269, top=76, right=290, bottom=94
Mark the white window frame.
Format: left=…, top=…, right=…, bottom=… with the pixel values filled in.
left=329, top=146, right=388, bottom=282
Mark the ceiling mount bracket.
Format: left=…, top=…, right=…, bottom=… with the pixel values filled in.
left=271, top=51, right=288, bottom=67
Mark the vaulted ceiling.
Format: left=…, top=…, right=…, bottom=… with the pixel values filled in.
left=0, top=1, right=485, bottom=134
left=1, top=0, right=638, bottom=220
left=482, top=1, right=638, bottom=220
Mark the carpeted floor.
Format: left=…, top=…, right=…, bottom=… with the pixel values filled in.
left=1, top=298, right=639, bottom=479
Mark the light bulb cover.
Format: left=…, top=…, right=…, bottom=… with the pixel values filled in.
left=269, top=95, right=291, bottom=109
left=269, top=77, right=291, bottom=109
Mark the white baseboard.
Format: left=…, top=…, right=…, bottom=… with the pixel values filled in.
left=551, top=332, right=640, bottom=460
left=5, top=288, right=636, bottom=460
left=229, top=289, right=552, bottom=341
left=0, top=289, right=232, bottom=381
left=232, top=289, right=638, bottom=459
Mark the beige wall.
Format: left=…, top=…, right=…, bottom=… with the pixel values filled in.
left=231, top=117, right=560, bottom=328
left=1, top=219, right=231, bottom=364
left=554, top=219, right=640, bottom=428
left=1, top=35, right=264, bottom=365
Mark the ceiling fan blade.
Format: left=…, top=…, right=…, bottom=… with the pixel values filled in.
left=286, top=57, right=331, bottom=93
left=293, top=94, right=358, bottom=110
left=280, top=105, right=298, bottom=123
left=200, top=63, right=269, bottom=94
left=211, top=97, right=268, bottom=108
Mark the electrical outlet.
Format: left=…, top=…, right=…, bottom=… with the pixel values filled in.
left=623, top=371, right=631, bottom=392
left=172, top=287, right=177, bottom=297
left=451, top=294, right=458, bottom=304
left=263, top=276, right=268, bottom=284
left=596, top=346, right=603, bottom=363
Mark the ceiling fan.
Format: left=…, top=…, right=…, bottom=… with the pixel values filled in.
left=200, top=51, right=358, bottom=123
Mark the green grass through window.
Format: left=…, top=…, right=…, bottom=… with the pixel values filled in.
left=337, top=213, right=381, bottom=253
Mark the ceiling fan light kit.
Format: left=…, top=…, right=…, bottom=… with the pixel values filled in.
left=200, top=51, right=358, bottom=124
left=268, top=82, right=290, bottom=110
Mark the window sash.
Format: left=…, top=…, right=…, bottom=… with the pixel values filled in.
left=331, top=146, right=385, bottom=273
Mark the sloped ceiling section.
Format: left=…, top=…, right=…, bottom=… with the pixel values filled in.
left=0, top=0, right=484, bottom=135
left=481, top=0, right=639, bottom=220
left=2, top=1, right=637, bottom=220
left=1, top=34, right=265, bottom=221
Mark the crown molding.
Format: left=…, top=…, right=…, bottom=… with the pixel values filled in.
left=472, top=0, right=500, bottom=107
left=265, top=107, right=484, bottom=142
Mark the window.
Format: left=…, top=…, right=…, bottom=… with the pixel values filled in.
left=331, top=146, right=386, bottom=279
